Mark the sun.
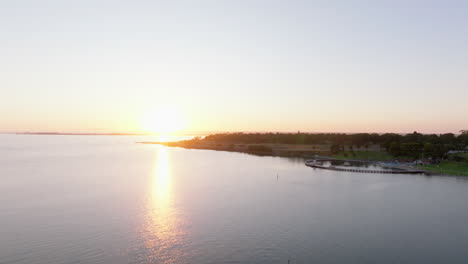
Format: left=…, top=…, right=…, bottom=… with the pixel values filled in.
left=142, top=106, right=185, bottom=134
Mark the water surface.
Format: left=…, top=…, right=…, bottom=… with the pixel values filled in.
left=1, top=135, right=468, bottom=264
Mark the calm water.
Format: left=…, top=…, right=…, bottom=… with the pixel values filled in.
left=2, top=135, right=468, bottom=264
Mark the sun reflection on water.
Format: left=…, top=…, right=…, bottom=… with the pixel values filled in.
left=142, top=146, right=187, bottom=264
left=153, top=147, right=171, bottom=204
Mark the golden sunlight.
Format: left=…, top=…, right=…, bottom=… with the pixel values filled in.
left=141, top=146, right=187, bottom=263
left=142, top=106, right=185, bottom=134
left=152, top=146, right=171, bottom=203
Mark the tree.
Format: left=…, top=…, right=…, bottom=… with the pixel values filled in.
left=423, top=143, right=434, bottom=157
left=403, top=131, right=423, bottom=143
left=440, top=133, right=456, bottom=145
left=432, top=144, right=448, bottom=159
left=330, top=143, right=342, bottom=154
left=458, top=130, right=468, bottom=147
left=401, top=142, right=423, bottom=159
left=389, top=142, right=401, bottom=156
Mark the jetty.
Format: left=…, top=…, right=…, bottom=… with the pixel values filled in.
left=305, top=159, right=425, bottom=174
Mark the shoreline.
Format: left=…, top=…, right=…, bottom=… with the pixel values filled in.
left=137, top=141, right=327, bottom=158
left=139, top=141, right=468, bottom=178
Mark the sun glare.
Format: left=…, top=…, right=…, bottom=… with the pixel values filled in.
left=142, top=106, right=185, bottom=134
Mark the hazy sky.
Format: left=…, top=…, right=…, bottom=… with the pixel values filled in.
left=1, top=0, right=467, bottom=134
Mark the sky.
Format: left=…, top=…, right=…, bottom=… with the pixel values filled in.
left=1, top=0, right=467, bottom=134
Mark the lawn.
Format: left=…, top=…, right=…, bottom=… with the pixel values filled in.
left=418, top=161, right=468, bottom=176
left=333, top=151, right=394, bottom=161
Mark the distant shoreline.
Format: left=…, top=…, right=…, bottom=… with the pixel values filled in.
left=12, top=132, right=202, bottom=136
left=17, top=132, right=151, bottom=136
left=141, top=141, right=468, bottom=177
left=137, top=141, right=328, bottom=158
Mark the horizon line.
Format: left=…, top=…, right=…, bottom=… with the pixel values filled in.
left=3, top=130, right=465, bottom=136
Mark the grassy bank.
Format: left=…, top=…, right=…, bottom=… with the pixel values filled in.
left=333, top=151, right=394, bottom=161
left=418, top=161, right=468, bottom=176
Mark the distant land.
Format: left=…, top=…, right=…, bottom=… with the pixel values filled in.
left=13, top=132, right=204, bottom=136
left=140, top=131, right=468, bottom=176
left=16, top=132, right=152, bottom=136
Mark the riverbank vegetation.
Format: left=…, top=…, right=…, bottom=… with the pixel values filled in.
left=202, top=131, right=468, bottom=159
left=141, top=131, right=468, bottom=175
left=417, top=161, right=468, bottom=176
left=332, top=151, right=394, bottom=161
left=147, top=131, right=467, bottom=159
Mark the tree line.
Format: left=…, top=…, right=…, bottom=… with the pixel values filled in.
left=199, top=131, right=468, bottom=159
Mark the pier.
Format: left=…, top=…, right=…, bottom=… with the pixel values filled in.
left=305, top=159, right=425, bottom=174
